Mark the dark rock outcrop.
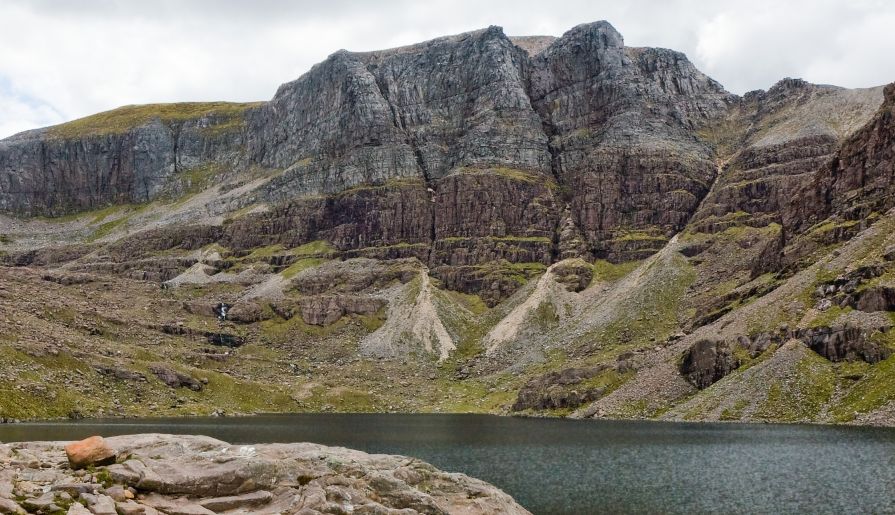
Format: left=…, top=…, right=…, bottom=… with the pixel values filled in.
left=736, top=332, right=782, bottom=358
left=298, top=295, right=386, bottom=326
left=854, top=287, right=895, bottom=312
left=679, top=339, right=740, bottom=389
left=149, top=365, right=203, bottom=391
left=797, top=324, right=892, bottom=363
left=812, top=265, right=889, bottom=309
left=512, top=365, right=610, bottom=411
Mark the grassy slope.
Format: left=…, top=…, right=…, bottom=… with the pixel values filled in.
left=7, top=206, right=895, bottom=425
left=47, top=102, right=263, bottom=138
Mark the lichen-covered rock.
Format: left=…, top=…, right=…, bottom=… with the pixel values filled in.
left=0, top=498, right=25, bottom=515
left=226, top=301, right=270, bottom=324
left=550, top=258, right=594, bottom=292
left=0, top=434, right=530, bottom=515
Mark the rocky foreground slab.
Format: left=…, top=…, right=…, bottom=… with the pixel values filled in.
left=0, top=434, right=529, bottom=514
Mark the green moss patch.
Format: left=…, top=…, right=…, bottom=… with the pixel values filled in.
left=832, top=354, right=895, bottom=421
left=755, top=352, right=835, bottom=422
left=440, top=235, right=551, bottom=244
left=280, top=258, right=327, bottom=279
left=591, top=259, right=641, bottom=283
left=48, top=102, right=262, bottom=138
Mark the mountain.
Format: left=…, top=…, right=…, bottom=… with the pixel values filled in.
left=0, top=21, right=893, bottom=425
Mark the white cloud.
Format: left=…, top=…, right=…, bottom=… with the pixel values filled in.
left=1, top=0, right=893, bottom=138
left=0, top=90, right=62, bottom=138
left=695, top=0, right=895, bottom=93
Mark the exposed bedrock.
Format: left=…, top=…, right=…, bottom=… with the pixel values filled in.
left=0, top=434, right=530, bottom=515
left=0, top=21, right=736, bottom=268
left=784, top=83, right=895, bottom=236
left=512, top=365, right=610, bottom=411
left=527, top=22, right=732, bottom=262
left=248, top=25, right=551, bottom=193
left=694, top=79, right=885, bottom=236
left=223, top=180, right=433, bottom=252
left=2, top=21, right=893, bottom=307
left=297, top=295, right=386, bottom=326
left=692, top=135, right=838, bottom=232
left=678, top=339, right=740, bottom=389
left=797, top=324, right=892, bottom=364
left=0, top=106, right=254, bottom=216
left=291, top=258, right=420, bottom=295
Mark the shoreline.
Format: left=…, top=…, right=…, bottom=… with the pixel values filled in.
left=2, top=411, right=894, bottom=434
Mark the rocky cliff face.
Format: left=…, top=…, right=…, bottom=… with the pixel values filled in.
left=528, top=23, right=733, bottom=260
left=249, top=26, right=551, bottom=187
left=0, top=21, right=737, bottom=293
left=694, top=79, right=884, bottom=234
left=784, top=83, right=895, bottom=234
left=228, top=22, right=735, bottom=294
left=0, top=103, right=258, bottom=216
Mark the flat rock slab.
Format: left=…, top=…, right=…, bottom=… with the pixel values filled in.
left=141, top=494, right=215, bottom=515
left=0, top=433, right=530, bottom=514
left=198, top=490, right=273, bottom=511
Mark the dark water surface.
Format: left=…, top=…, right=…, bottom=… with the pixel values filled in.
left=1, top=414, right=894, bottom=514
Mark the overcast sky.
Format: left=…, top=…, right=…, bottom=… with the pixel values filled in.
left=1, top=0, right=893, bottom=138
